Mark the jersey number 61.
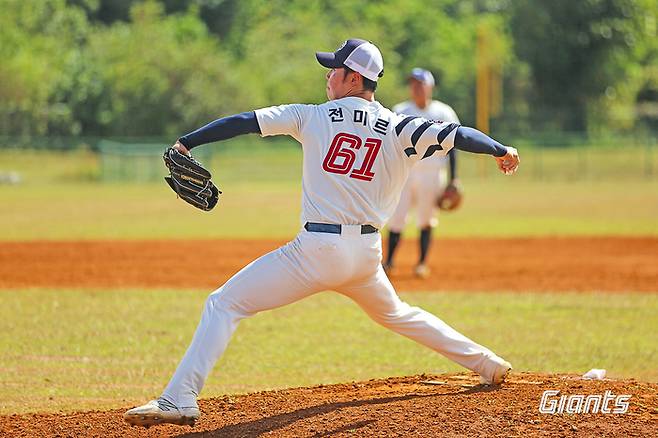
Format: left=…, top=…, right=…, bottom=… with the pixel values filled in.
left=322, top=132, right=382, bottom=182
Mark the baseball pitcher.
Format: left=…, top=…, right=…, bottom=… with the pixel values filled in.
left=125, top=38, right=519, bottom=428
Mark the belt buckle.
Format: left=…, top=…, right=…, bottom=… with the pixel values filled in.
left=341, top=224, right=361, bottom=237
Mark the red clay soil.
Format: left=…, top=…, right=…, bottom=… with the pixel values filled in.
left=1, top=237, right=657, bottom=292
left=1, top=373, right=656, bottom=437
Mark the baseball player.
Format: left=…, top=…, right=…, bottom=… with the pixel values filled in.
left=385, top=68, right=461, bottom=278
left=124, top=38, right=519, bottom=428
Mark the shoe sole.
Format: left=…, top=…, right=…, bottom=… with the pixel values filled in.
left=124, top=413, right=198, bottom=428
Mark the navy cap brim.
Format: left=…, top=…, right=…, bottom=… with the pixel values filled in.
left=316, top=51, right=343, bottom=68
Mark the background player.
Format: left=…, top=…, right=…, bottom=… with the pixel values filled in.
left=385, top=68, right=461, bottom=278
left=124, top=38, right=519, bottom=428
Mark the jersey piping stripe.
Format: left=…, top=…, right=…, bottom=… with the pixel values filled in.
left=394, top=116, right=419, bottom=136
left=421, top=144, right=444, bottom=159
left=404, top=147, right=418, bottom=157
left=437, top=123, right=459, bottom=144
left=410, top=120, right=434, bottom=146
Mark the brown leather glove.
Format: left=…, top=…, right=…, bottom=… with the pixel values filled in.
left=437, top=181, right=463, bottom=211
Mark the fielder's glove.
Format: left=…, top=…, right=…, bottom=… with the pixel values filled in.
left=163, top=147, right=220, bottom=211
left=437, top=181, right=463, bottom=211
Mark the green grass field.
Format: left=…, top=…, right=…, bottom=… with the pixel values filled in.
left=1, top=289, right=656, bottom=414
left=1, top=148, right=657, bottom=240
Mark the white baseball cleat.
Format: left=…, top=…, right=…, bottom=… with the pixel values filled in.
left=123, top=398, right=200, bottom=428
left=480, top=360, right=512, bottom=385
left=414, top=264, right=431, bottom=279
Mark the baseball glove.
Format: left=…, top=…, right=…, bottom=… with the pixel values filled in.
left=163, top=147, right=220, bottom=211
left=437, top=182, right=463, bottom=211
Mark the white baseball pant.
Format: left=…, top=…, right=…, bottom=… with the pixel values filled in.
left=388, top=167, right=448, bottom=232
left=162, top=227, right=506, bottom=407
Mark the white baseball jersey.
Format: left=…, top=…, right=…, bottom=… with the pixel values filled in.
left=392, top=100, right=460, bottom=173
left=255, top=96, right=460, bottom=230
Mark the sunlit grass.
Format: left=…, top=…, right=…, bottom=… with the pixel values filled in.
left=1, top=289, right=656, bottom=414
left=1, top=147, right=657, bottom=240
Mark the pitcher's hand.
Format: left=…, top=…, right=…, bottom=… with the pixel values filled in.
left=172, top=140, right=190, bottom=156
left=495, top=146, right=520, bottom=175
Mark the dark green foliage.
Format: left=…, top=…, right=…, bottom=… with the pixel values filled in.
left=0, top=0, right=656, bottom=137
left=510, top=0, right=654, bottom=131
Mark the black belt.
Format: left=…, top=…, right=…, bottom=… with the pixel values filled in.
left=304, top=222, right=378, bottom=235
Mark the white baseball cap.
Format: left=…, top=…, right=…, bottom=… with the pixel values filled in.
left=316, top=39, right=384, bottom=82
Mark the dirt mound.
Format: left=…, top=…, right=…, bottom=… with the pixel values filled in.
left=1, top=373, right=656, bottom=437
left=2, top=237, right=657, bottom=292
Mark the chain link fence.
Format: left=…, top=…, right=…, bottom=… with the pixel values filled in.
left=0, top=134, right=656, bottom=182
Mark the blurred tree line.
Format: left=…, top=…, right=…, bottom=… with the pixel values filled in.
left=0, top=0, right=656, bottom=138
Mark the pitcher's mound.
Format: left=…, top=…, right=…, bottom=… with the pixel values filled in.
left=2, top=373, right=656, bottom=437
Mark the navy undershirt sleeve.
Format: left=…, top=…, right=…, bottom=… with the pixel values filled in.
left=453, top=126, right=507, bottom=157
left=178, top=111, right=261, bottom=149
left=448, top=149, right=457, bottom=180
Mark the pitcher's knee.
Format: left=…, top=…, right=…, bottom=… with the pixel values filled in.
left=205, top=291, right=225, bottom=312
left=371, top=302, right=419, bottom=325
left=207, top=288, right=254, bottom=318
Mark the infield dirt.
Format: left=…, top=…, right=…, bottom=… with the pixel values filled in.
left=2, top=236, right=658, bottom=437
left=1, top=372, right=657, bottom=437
left=2, top=236, right=657, bottom=292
